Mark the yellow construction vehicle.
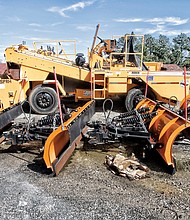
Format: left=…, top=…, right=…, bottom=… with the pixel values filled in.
left=1, top=24, right=190, bottom=175
left=2, top=24, right=189, bottom=116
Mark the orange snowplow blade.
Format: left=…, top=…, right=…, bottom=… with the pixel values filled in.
left=43, top=100, right=95, bottom=176
left=136, top=98, right=190, bottom=173
left=179, top=94, right=190, bottom=109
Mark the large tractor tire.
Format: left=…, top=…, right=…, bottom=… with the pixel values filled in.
left=125, top=88, right=144, bottom=111
left=29, top=85, right=58, bottom=115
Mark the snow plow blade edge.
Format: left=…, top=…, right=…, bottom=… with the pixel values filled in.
left=43, top=100, right=95, bottom=176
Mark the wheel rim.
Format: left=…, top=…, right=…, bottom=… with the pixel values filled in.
left=36, top=92, right=54, bottom=109
left=133, top=94, right=144, bottom=107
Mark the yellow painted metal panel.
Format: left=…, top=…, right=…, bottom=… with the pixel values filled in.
left=5, top=47, right=91, bottom=82
left=0, top=79, right=29, bottom=110
left=108, top=77, right=127, bottom=93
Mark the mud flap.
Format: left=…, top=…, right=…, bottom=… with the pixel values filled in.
left=43, top=100, right=95, bottom=176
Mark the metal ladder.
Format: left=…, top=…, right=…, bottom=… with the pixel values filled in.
left=93, top=71, right=106, bottom=99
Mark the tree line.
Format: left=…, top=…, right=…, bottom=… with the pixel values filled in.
left=143, top=33, right=190, bottom=70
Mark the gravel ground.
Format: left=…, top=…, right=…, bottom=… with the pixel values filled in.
left=0, top=108, right=190, bottom=220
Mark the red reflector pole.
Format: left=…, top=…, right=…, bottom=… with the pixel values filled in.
left=145, top=68, right=149, bottom=98
left=53, top=67, right=64, bottom=129
left=184, top=66, right=188, bottom=125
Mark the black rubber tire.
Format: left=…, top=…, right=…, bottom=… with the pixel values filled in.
left=125, top=88, right=144, bottom=111
left=28, top=85, right=58, bottom=114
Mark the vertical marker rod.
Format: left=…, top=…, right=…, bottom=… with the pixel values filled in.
left=53, top=67, right=64, bottom=129
left=184, top=66, right=188, bottom=125
left=145, top=68, right=149, bottom=98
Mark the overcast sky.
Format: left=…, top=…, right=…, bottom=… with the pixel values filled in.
left=0, top=0, right=190, bottom=61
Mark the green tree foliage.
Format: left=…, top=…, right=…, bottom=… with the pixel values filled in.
left=144, top=34, right=158, bottom=62
left=143, top=33, right=190, bottom=69
left=116, top=32, right=190, bottom=70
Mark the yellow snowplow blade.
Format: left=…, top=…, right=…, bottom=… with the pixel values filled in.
left=136, top=98, right=190, bottom=173
left=43, top=100, right=95, bottom=176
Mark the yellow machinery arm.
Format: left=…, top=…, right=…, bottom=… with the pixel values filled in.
left=43, top=100, right=95, bottom=176
left=5, top=46, right=91, bottom=82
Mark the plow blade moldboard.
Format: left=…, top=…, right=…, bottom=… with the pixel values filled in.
left=179, top=94, right=190, bottom=109
left=43, top=100, right=95, bottom=176
left=136, top=98, right=190, bottom=173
